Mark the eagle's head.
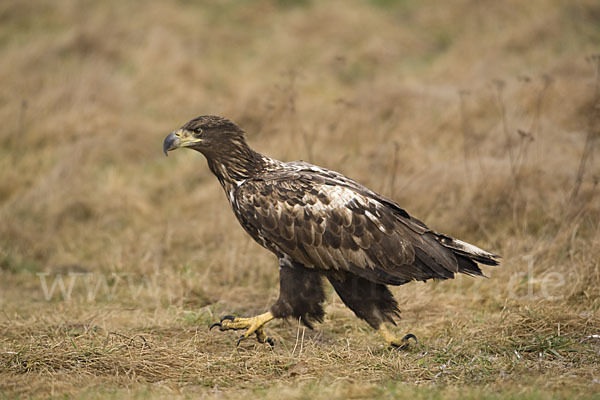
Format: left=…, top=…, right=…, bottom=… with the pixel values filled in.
left=163, top=115, right=246, bottom=157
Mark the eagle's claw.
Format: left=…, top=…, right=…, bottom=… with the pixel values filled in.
left=209, top=315, right=238, bottom=331
left=209, top=312, right=275, bottom=346
left=402, top=333, right=418, bottom=344
left=389, top=333, right=418, bottom=350
left=378, top=325, right=418, bottom=350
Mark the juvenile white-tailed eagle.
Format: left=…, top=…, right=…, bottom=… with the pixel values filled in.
left=163, top=115, right=499, bottom=348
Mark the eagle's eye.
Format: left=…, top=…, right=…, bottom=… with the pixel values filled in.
left=193, top=127, right=203, bottom=135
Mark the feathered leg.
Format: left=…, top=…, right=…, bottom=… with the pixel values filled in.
left=270, top=259, right=326, bottom=328
left=327, top=271, right=416, bottom=348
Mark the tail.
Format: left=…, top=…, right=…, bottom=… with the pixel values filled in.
left=437, top=235, right=500, bottom=277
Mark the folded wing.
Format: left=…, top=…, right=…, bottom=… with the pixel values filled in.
left=234, top=166, right=499, bottom=285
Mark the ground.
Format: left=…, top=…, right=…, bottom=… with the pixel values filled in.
left=0, top=0, right=599, bottom=398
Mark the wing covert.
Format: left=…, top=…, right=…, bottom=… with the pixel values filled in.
left=233, top=168, right=458, bottom=284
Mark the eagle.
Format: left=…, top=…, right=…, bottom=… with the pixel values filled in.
left=163, top=115, right=499, bottom=348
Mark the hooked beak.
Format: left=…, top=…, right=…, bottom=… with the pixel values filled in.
left=163, top=131, right=181, bottom=156
left=163, top=129, right=204, bottom=156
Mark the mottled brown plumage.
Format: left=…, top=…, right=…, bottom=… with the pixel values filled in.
left=163, top=115, right=500, bottom=346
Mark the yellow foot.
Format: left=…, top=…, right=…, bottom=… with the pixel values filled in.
left=378, top=325, right=418, bottom=350
left=210, top=311, right=275, bottom=346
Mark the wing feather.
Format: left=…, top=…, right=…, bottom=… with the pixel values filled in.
left=233, top=166, right=496, bottom=285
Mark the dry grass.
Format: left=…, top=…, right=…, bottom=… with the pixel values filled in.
left=1, top=0, right=599, bottom=398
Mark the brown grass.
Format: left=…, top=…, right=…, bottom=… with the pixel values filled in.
left=0, top=0, right=599, bottom=398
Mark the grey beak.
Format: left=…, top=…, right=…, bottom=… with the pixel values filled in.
left=163, top=132, right=181, bottom=156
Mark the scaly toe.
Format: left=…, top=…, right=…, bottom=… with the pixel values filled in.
left=389, top=333, right=418, bottom=350
left=255, top=327, right=275, bottom=346
left=209, top=315, right=238, bottom=331
left=389, top=341, right=409, bottom=350
left=209, top=312, right=275, bottom=346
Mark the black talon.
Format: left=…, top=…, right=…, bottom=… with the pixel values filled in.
left=221, top=315, right=236, bottom=323
left=236, top=334, right=245, bottom=346
left=402, top=333, right=418, bottom=344
left=266, top=337, right=275, bottom=347
left=210, top=315, right=237, bottom=331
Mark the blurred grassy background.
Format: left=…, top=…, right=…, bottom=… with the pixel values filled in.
left=0, top=0, right=599, bottom=398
